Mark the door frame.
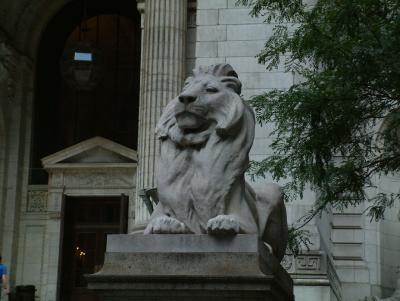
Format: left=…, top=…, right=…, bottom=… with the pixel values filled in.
left=40, top=137, right=137, bottom=301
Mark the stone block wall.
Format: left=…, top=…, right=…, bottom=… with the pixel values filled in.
left=195, top=0, right=319, bottom=243
left=195, top=0, right=284, bottom=168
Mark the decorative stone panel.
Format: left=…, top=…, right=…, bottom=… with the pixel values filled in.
left=281, top=252, right=342, bottom=301
left=281, top=254, right=294, bottom=273
left=282, top=252, right=326, bottom=275
left=27, top=189, right=47, bottom=212
left=63, top=169, right=134, bottom=188
left=296, top=255, right=321, bottom=271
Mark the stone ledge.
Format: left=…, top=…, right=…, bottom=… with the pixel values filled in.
left=87, top=234, right=294, bottom=301
left=106, top=234, right=261, bottom=253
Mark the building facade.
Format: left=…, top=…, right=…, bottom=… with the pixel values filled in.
left=0, top=0, right=399, bottom=300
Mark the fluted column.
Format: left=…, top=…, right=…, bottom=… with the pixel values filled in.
left=133, top=0, right=187, bottom=231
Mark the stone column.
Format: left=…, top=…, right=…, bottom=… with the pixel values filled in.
left=0, top=35, right=33, bottom=283
left=133, top=0, right=187, bottom=231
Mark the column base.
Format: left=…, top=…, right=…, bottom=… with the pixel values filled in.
left=86, top=234, right=294, bottom=301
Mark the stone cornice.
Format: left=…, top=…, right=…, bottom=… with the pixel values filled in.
left=41, top=136, right=137, bottom=168
left=136, top=0, right=196, bottom=14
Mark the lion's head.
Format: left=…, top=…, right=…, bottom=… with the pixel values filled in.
left=156, top=64, right=247, bottom=147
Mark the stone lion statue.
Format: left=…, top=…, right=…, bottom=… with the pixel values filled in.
left=144, top=64, right=288, bottom=261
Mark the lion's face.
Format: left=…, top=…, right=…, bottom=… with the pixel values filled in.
left=174, top=74, right=228, bottom=132
left=156, top=64, right=246, bottom=146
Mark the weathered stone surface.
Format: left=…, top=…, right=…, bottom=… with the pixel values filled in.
left=144, top=64, right=288, bottom=262
left=86, top=234, right=294, bottom=301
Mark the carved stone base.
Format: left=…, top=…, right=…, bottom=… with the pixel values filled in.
left=86, top=234, right=294, bottom=301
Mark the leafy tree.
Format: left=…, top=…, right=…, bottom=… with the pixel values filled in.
left=238, top=0, right=400, bottom=247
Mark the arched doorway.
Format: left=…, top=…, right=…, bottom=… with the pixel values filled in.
left=31, top=0, right=141, bottom=184
left=30, top=1, right=141, bottom=300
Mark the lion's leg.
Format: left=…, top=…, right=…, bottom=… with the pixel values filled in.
left=206, top=212, right=258, bottom=235
left=206, top=179, right=259, bottom=236
left=144, top=203, right=192, bottom=234
left=144, top=215, right=193, bottom=234
left=206, top=214, right=241, bottom=235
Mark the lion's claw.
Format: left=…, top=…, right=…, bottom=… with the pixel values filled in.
left=144, top=216, right=190, bottom=234
left=207, top=215, right=240, bottom=235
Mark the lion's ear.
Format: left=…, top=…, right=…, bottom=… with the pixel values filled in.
left=155, top=98, right=178, bottom=139
left=220, top=76, right=242, bottom=95
left=213, top=76, right=245, bottom=136
left=214, top=92, right=245, bottom=137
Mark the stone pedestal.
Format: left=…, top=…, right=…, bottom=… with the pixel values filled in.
left=86, top=234, right=294, bottom=301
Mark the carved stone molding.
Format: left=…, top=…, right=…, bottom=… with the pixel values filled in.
left=282, top=252, right=342, bottom=299
left=136, top=0, right=196, bottom=14
left=296, top=255, right=321, bottom=271
left=27, top=190, right=48, bottom=212
left=281, top=252, right=327, bottom=275
left=281, top=254, right=294, bottom=273
left=48, top=211, right=61, bottom=220
left=63, top=169, right=134, bottom=188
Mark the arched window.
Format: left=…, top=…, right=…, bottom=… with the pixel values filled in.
left=30, top=0, right=141, bottom=184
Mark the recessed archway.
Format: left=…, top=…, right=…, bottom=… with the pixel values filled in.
left=30, top=0, right=141, bottom=184
left=26, top=1, right=141, bottom=300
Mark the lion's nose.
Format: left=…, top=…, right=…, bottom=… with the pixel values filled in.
left=179, top=94, right=196, bottom=104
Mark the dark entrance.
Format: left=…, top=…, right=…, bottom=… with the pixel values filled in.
left=60, top=196, right=128, bottom=301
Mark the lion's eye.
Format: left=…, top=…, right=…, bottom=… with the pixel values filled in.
left=206, top=86, right=219, bottom=93
left=182, top=81, right=191, bottom=91
left=183, top=77, right=193, bottom=87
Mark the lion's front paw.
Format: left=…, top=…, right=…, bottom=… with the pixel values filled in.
left=207, top=215, right=240, bottom=235
left=144, top=216, right=191, bottom=234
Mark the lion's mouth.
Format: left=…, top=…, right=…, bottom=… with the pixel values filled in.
left=175, top=111, right=209, bottom=131
left=175, top=104, right=208, bottom=116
